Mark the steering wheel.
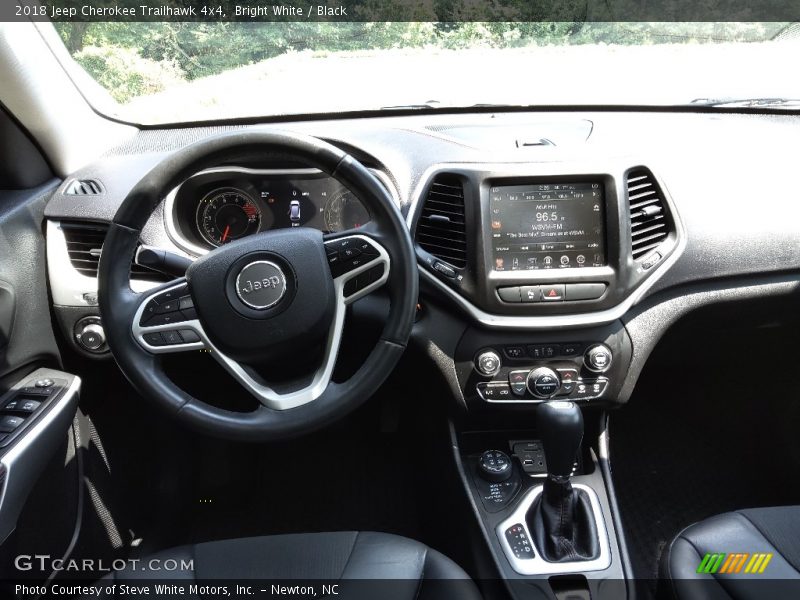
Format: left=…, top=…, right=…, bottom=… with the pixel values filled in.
left=98, top=131, right=418, bottom=441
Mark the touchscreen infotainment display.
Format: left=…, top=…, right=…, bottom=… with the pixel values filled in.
left=490, top=182, right=605, bottom=271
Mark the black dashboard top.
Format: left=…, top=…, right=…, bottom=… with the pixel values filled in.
left=43, top=110, right=800, bottom=326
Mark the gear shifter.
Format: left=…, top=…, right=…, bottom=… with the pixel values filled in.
left=528, top=401, right=600, bottom=563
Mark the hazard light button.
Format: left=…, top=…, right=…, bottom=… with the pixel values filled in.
left=540, top=284, right=565, bottom=301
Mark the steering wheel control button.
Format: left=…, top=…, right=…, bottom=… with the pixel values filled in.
left=584, top=344, right=613, bottom=373
left=143, top=332, right=166, bottom=346
left=343, top=264, right=385, bottom=298
left=478, top=450, right=513, bottom=482
left=527, top=367, right=561, bottom=398
left=161, top=330, right=183, bottom=345
left=475, top=350, right=502, bottom=377
left=178, top=295, right=194, bottom=310
left=235, top=260, right=288, bottom=310
left=178, top=329, right=201, bottom=343
left=520, top=286, right=542, bottom=302
left=155, top=300, right=179, bottom=314
left=325, top=237, right=380, bottom=278
left=541, top=284, right=565, bottom=301
left=497, top=286, right=521, bottom=302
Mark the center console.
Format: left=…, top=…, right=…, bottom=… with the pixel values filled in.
left=410, top=161, right=679, bottom=599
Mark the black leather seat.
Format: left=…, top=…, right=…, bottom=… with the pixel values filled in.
left=97, top=531, right=481, bottom=599
left=662, top=506, right=800, bottom=599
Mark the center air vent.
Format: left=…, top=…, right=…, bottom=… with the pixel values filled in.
left=416, top=174, right=467, bottom=268
left=61, top=223, right=170, bottom=281
left=627, top=169, right=669, bottom=260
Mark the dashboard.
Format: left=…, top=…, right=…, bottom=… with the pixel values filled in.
left=41, top=110, right=800, bottom=414
left=166, top=168, right=371, bottom=253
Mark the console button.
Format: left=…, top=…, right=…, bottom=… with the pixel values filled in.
left=497, top=286, right=521, bottom=303
left=584, top=344, right=613, bottom=373
left=477, top=382, right=513, bottom=401
left=527, top=367, right=561, bottom=398
left=519, top=286, right=541, bottom=303
left=34, top=379, right=54, bottom=388
left=528, top=344, right=559, bottom=359
left=541, top=284, right=565, bottom=301
left=561, top=343, right=583, bottom=357
left=556, top=367, right=579, bottom=382
left=504, top=346, right=526, bottom=359
left=558, top=381, right=576, bottom=395
left=0, top=415, right=25, bottom=432
left=565, top=283, right=607, bottom=301
left=508, top=370, right=529, bottom=396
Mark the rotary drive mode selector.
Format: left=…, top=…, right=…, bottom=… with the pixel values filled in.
left=475, top=349, right=502, bottom=377
left=527, top=367, right=562, bottom=399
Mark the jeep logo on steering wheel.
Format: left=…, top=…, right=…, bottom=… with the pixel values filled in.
left=235, top=260, right=287, bottom=309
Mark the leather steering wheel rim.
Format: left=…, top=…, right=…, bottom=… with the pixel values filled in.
left=98, top=130, right=418, bottom=441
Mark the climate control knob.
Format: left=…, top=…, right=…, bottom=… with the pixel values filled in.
left=527, top=367, right=562, bottom=399
left=584, top=344, right=613, bottom=373
left=474, top=349, right=502, bottom=377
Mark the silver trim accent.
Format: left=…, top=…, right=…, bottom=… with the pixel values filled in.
left=496, top=483, right=611, bottom=575
left=235, top=260, right=287, bottom=309
left=164, top=167, right=399, bottom=258
left=0, top=373, right=81, bottom=544
left=408, top=162, right=686, bottom=329
left=46, top=220, right=162, bottom=307
left=132, top=234, right=389, bottom=411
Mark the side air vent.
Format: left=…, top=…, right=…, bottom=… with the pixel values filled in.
left=627, top=169, right=669, bottom=260
left=64, top=179, right=102, bottom=195
left=61, top=223, right=171, bottom=281
left=416, top=174, right=467, bottom=268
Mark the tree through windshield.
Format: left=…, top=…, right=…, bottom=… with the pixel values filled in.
left=52, top=22, right=799, bottom=124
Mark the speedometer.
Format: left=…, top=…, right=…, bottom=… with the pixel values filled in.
left=196, top=188, right=261, bottom=247
left=323, top=190, right=370, bottom=232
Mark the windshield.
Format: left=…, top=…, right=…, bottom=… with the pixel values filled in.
left=52, top=22, right=800, bottom=124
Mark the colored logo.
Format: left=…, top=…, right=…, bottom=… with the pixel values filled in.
left=697, top=553, right=773, bottom=575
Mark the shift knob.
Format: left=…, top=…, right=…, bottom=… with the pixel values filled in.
left=537, top=401, right=583, bottom=481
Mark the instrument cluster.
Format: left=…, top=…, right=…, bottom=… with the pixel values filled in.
left=167, top=168, right=372, bottom=252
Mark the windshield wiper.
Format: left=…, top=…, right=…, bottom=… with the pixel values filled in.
left=690, top=97, right=800, bottom=109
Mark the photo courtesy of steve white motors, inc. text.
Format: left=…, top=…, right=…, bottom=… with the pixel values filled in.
left=19, top=3, right=349, bottom=18
left=15, top=583, right=341, bottom=597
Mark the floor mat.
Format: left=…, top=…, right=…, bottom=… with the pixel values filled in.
left=610, top=326, right=800, bottom=596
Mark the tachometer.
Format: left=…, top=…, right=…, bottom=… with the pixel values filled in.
left=196, top=188, right=261, bottom=247
left=323, top=190, right=370, bottom=232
